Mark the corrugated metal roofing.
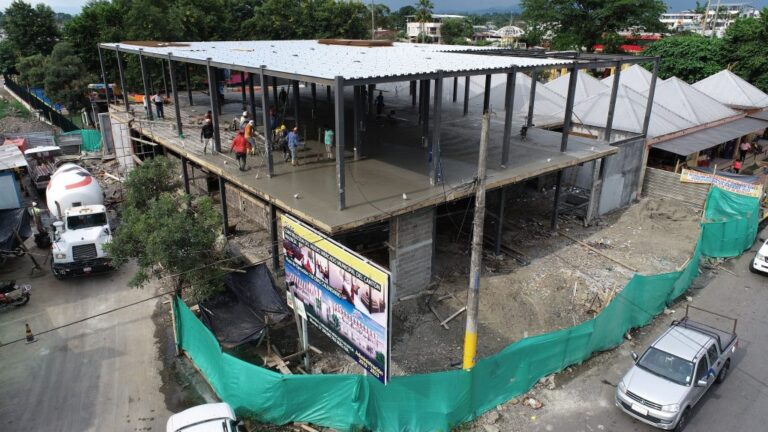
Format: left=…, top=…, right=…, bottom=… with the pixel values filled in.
left=544, top=70, right=607, bottom=101
left=653, top=117, right=768, bottom=156
left=648, top=77, right=739, bottom=126
left=573, top=84, right=695, bottom=137
left=693, top=70, right=768, bottom=110
left=102, top=40, right=573, bottom=82
left=463, top=72, right=567, bottom=118
left=0, top=144, right=28, bottom=170
left=601, top=64, right=655, bottom=93
left=749, top=109, right=768, bottom=121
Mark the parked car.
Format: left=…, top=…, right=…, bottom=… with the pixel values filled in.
left=750, top=236, right=768, bottom=275
left=615, top=306, right=737, bottom=431
left=166, top=402, right=243, bottom=432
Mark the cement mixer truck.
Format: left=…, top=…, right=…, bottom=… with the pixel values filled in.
left=46, top=163, right=113, bottom=278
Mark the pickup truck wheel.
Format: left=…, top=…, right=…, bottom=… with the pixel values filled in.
left=674, top=407, right=690, bottom=432
left=716, top=359, right=730, bottom=383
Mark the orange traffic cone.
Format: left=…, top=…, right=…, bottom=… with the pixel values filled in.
left=25, top=323, right=36, bottom=344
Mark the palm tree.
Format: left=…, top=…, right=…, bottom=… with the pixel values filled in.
left=414, top=0, right=434, bottom=43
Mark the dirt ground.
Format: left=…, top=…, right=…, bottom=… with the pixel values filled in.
left=0, top=89, right=54, bottom=135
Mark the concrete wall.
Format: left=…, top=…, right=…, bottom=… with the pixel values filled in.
left=109, top=114, right=135, bottom=175
left=389, top=208, right=435, bottom=300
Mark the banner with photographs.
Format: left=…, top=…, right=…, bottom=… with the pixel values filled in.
left=281, top=215, right=391, bottom=384
left=680, top=168, right=763, bottom=198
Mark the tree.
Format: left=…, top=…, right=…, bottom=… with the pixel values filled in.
left=440, top=18, right=473, bottom=45
left=642, top=35, right=724, bottom=82
left=521, top=0, right=666, bottom=51
left=16, top=54, right=46, bottom=87
left=414, top=0, right=434, bottom=42
left=106, top=156, right=227, bottom=302
left=63, top=0, right=128, bottom=75
left=43, top=42, right=95, bottom=113
left=3, top=0, right=60, bottom=57
left=721, top=11, right=768, bottom=92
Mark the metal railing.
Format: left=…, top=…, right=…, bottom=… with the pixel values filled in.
left=3, top=76, right=80, bottom=132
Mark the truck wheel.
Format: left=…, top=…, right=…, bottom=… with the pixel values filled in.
left=716, top=359, right=730, bottom=383
left=674, top=407, right=690, bottom=432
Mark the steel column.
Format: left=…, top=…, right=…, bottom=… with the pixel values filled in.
left=270, top=203, right=279, bottom=270
left=260, top=66, right=274, bottom=177
left=138, top=49, right=153, bottom=120
left=240, top=71, right=246, bottom=108
left=272, top=77, right=278, bottom=109
left=494, top=187, right=506, bottom=255
left=353, top=86, right=361, bottom=160
left=482, top=74, right=491, bottom=113
left=642, top=58, right=660, bottom=137
left=604, top=61, right=622, bottom=142
left=368, top=84, right=375, bottom=115
left=167, top=54, right=183, bottom=137
left=430, top=71, right=443, bottom=185
left=97, top=45, right=110, bottom=104
left=219, top=176, right=229, bottom=236
left=550, top=171, right=563, bottom=230
left=526, top=68, right=538, bottom=127
left=185, top=63, right=193, bottom=106
left=115, top=45, right=129, bottom=110
left=453, top=76, right=458, bottom=102
left=181, top=156, right=190, bottom=195
left=560, top=63, right=579, bottom=152
left=501, top=71, right=516, bottom=167
left=411, top=80, right=417, bottom=106
left=161, top=61, right=168, bottom=96
left=311, top=82, right=317, bottom=112
left=292, top=80, right=300, bottom=127
left=248, top=73, right=257, bottom=121
left=206, top=59, right=221, bottom=152
left=463, top=76, right=470, bottom=116
left=334, top=76, right=346, bottom=210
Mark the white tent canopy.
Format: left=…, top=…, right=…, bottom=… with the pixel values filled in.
left=601, top=64, right=656, bottom=93
left=647, top=77, right=739, bottom=126
left=692, top=69, right=768, bottom=110
left=544, top=70, right=607, bottom=102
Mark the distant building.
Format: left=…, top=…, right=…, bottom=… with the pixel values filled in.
left=660, top=3, right=761, bottom=37
left=406, top=14, right=466, bottom=44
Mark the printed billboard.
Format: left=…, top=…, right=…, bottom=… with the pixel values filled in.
left=680, top=168, right=763, bottom=198
left=281, top=215, right=391, bottom=384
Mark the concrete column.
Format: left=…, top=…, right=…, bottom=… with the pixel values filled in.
left=259, top=66, right=274, bottom=177
left=501, top=70, right=516, bottom=167
left=138, top=49, right=153, bottom=121
left=206, top=59, right=221, bottom=152
left=527, top=68, right=538, bottom=127
left=389, top=208, right=435, bottom=299
left=430, top=71, right=443, bottom=185
left=551, top=170, right=563, bottom=230
left=115, top=45, right=130, bottom=111
left=334, top=76, right=346, bottom=210
left=167, top=54, right=183, bottom=137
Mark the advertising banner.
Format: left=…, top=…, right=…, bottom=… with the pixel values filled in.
left=281, top=215, right=391, bottom=384
left=680, top=168, right=763, bottom=198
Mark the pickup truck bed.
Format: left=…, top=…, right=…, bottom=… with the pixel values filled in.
left=673, top=317, right=736, bottom=353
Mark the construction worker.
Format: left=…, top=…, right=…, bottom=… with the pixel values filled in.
left=229, top=130, right=252, bottom=171
left=287, top=126, right=299, bottom=166
left=28, top=202, right=43, bottom=233
left=239, top=111, right=249, bottom=130
left=244, top=120, right=255, bottom=154
left=323, top=125, right=334, bottom=160
left=152, top=91, right=165, bottom=119
left=200, top=119, right=214, bottom=154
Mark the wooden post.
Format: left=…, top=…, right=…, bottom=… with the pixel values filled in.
left=462, top=112, right=490, bottom=371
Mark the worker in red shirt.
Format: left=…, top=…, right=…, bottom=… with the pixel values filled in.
left=229, top=130, right=252, bottom=171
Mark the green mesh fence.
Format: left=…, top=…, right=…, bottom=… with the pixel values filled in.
left=61, top=129, right=102, bottom=152
left=700, top=186, right=761, bottom=258
left=172, top=186, right=756, bottom=431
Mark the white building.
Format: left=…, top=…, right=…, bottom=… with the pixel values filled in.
left=406, top=14, right=466, bottom=44
left=660, top=3, right=761, bottom=36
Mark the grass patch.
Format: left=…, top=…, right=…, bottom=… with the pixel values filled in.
left=0, top=97, right=30, bottom=119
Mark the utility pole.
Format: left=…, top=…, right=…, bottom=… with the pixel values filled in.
left=462, top=112, right=491, bottom=371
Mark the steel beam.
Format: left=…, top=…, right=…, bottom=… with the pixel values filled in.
left=206, top=59, right=221, bottom=152
left=260, top=66, right=274, bottom=177
left=430, top=71, right=443, bottom=185
left=526, top=68, right=538, bottom=127
left=270, top=203, right=279, bottom=270
left=219, top=176, right=229, bottom=236
left=334, top=76, right=346, bottom=210
left=185, top=63, right=193, bottom=106
left=138, top=49, right=153, bottom=121
left=560, top=63, right=579, bottom=152
left=501, top=70, right=516, bottom=166
left=167, top=53, right=183, bottom=137
left=115, top=45, right=129, bottom=110
left=463, top=75, right=470, bottom=116
left=604, top=61, right=622, bottom=142
left=494, top=187, right=506, bottom=255
left=482, top=74, right=492, bottom=113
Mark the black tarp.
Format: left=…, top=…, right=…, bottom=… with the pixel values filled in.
left=0, top=208, right=31, bottom=254
left=199, top=264, right=290, bottom=348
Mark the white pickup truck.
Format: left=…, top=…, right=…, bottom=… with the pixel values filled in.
left=615, top=306, right=738, bottom=431
left=166, top=403, right=243, bottom=432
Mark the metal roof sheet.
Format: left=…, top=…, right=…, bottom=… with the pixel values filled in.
left=653, top=117, right=768, bottom=156
left=601, top=64, right=656, bottom=93
left=749, top=109, right=768, bottom=121
left=101, top=40, right=573, bottom=82
left=544, top=70, right=607, bottom=102
left=573, top=84, right=695, bottom=137
left=0, top=144, right=28, bottom=170
left=693, top=70, right=768, bottom=110
left=649, top=77, right=739, bottom=126
left=464, top=72, right=567, bottom=118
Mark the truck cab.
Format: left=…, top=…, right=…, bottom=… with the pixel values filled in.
left=166, top=403, right=242, bottom=432
left=615, top=307, right=737, bottom=431
left=51, top=204, right=113, bottom=278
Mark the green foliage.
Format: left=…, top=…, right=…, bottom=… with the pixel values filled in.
left=106, top=156, right=226, bottom=302
left=521, top=0, right=666, bottom=51
left=43, top=42, right=95, bottom=113
left=0, top=97, right=30, bottom=119
left=241, top=0, right=368, bottom=40
left=642, top=35, right=725, bottom=82
left=63, top=0, right=127, bottom=75
left=440, top=18, right=473, bottom=45
left=413, top=0, right=434, bottom=42
left=3, top=0, right=60, bottom=57
left=16, top=54, right=46, bottom=87
left=721, top=11, right=768, bottom=93
left=0, top=40, right=18, bottom=74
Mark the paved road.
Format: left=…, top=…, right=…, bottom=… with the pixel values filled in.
left=0, top=255, right=181, bottom=431
left=497, top=228, right=768, bottom=432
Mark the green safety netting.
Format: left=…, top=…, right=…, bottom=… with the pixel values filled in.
left=700, top=186, right=761, bottom=258
left=61, top=129, right=102, bottom=152
left=172, top=185, right=756, bottom=432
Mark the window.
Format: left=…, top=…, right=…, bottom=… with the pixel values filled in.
left=67, top=213, right=108, bottom=230
left=694, top=357, right=709, bottom=383
left=706, top=344, right=718, bottom=366
left=637, top=347, right=694, bottom=386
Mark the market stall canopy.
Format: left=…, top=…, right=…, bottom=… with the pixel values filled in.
left=647, top=77, right=739, bottom=126
left=693, top=70, right=768, bottom=110
left=601, top=64, right=657, bottom=93
left=198, top=264, right=290, bottom=348
left=545, top=70, right=607, bottom=102
left=653, top=117, right=768, bottom=156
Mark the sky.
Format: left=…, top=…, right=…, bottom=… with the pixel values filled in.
left=0, top=0, right=766, bottom=16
